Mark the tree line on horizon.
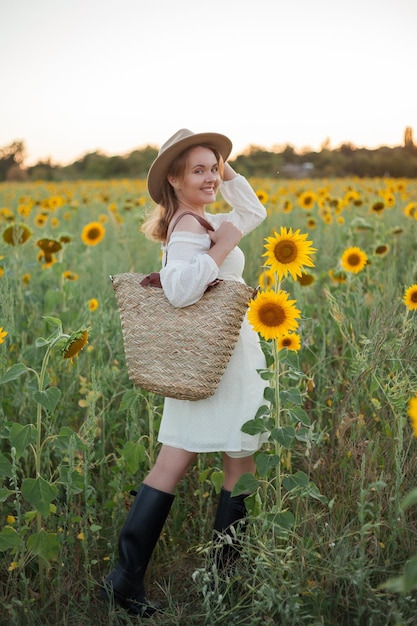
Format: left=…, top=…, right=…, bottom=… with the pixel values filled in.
left=1, top=127, right=416, bottom=182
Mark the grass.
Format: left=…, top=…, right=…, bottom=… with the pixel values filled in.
left=1, top=176, right=417, bottom=624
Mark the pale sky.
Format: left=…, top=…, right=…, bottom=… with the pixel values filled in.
left=1, top=0, right=416, bottom=165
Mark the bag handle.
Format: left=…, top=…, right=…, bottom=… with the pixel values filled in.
left=140, top=212, right=215, bottom=288
left=168, top=211, right=214, bottom=242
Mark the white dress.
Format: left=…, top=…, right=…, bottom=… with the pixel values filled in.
left=158, top=174, right=269, bottom=455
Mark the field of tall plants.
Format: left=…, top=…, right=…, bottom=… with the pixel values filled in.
left=1, top=176, right=417, bottom=625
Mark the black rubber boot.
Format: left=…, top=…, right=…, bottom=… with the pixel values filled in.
left=100, top=483, right=175, bottom=617
left=212, top=487, right=248, bottom=570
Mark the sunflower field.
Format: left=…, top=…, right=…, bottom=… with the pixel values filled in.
left=1, top=176, right=417, bottom=625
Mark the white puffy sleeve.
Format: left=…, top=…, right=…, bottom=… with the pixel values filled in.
left=159, top=233, right=219, bottom=308
left=212, top=174, right=267, bottom=235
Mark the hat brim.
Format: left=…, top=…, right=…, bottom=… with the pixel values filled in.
left=147, top=132, right=233, bottom=204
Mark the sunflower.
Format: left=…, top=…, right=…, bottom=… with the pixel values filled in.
left=0, top=207, right=14, bottom=221
left=258, top=269, right=276, bottom=290
left=329, top=269, right=347, bottom=284
left=247, top=289, right=301, bottom=340
left=36, top=238, right=62, bottom=263
left=18, top=204, right=32, bottom=217
left=297, top=272, right=315, bottom=286
left=62, top=329, right=89, bottom=361
left=263, top=227, right=316, bottom=281
left=63, top=270, right=79, bottom=281
left=2, top=223, right=32, bottom=246
left=384, top=193, right=395, bottom=208
left=374, top=244, right=390, bottom=257
left=34, top=213, right=48, bottom=227
left=344, top=190, right=360, bottom=203
left=371, top=201, right=385, bottom=214
left=256, top=190, right=269, bottom=204
left=340, top=247, right=368, bottom=274
left=277, top=332, right=301, bottom=351
left=403, top=284, right=417, bottom=311
left=403, top=202, right=417, bottom=219
left=0, top=327, right=8, bottom=344
left=298, top=191, right=317, bottom=210
left=408, top=396, right=417, bottom=437
left=88, top=298, right=99, bottom=311
left=81, top=221, right=106, bottom=246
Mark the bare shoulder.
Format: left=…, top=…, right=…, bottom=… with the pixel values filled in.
left=170, top=213, right=208, bottom=237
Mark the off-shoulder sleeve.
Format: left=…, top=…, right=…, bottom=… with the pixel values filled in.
left=159, top=233, right=219, bottom=308
left=212, top=174, right=267, bottom=235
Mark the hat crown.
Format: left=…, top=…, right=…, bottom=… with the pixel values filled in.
left=159, top=129, right=194, bottom=155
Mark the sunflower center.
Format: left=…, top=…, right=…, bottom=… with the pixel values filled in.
left=281, top=337, right=292, bottom=347
left=411, top=291, right=417, bottom=304
left=259, top=303, right=286, bottom=327
left=274, top=240, right=297, bottom=264
left=88, top=228, right=101, bottom=240
left=347, top=253, right=361, bottom=266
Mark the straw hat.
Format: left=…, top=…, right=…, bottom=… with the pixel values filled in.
left=147, top=128, right=233, bottom=203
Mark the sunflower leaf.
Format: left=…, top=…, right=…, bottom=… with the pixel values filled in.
left=231, top=473, right=259, bottom=496
left=279, top=387, right=303, bottom=405
left=256, top=452, right=280, bottom=477
left=34, top=387, right=61, bottom=413
left=271, top=425, right=296, bottom=448
left=241, top=418, right=269, bottom=435
left=0, top=363, right=28, bottom=385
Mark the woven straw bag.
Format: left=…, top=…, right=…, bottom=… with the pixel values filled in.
left=111, top=272, right=256, bottom=400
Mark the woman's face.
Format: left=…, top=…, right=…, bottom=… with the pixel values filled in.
left=169, top=146, right=221, bottom=208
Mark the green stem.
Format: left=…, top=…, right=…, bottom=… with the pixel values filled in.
left=33, top=332, right=67, bottom=599
left=273, top=338, right=282, bottom=510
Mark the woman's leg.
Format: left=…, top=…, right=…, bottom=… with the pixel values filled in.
left=101, top=445, right=197, bottom=616
left=222, top=452, right=255, bottom=491
left=144, top=444, right=197, bottom=493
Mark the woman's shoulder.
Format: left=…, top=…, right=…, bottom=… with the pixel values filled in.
left=167, top=212, right=209, bottom=241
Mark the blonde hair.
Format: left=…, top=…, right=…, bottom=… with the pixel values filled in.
left=141, top=145, right=224, bottom=242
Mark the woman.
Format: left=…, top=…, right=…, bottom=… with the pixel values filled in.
left=101, top=129, right=268, bottom=616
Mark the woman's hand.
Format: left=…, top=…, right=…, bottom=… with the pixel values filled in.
left=222, top=162, right=237, bottom=181
left=208, top=221, right=242, bottom=267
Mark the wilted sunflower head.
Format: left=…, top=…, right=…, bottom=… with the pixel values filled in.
left=371, top=201, right=385, bottom=214
left=329, top=269, right=347, bottom=284
left=2, top=223, right=32, bottom=246
left=63, top=270, right=79, bottom=281
left=62, top=329, right=89, bottom=361
left=263, top=227, right=316, bottom=281
left=247, top=289, right=301, bottom=341
left=297, top=272, right=315, bottom=286
left=36, top=238, right=62, bottom=253
left=374, top=244, right=390, bottom=257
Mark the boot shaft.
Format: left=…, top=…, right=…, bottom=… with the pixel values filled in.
left=213, top=487, right=247, bottom=534
left=118, top=483, right=175, bottom=573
